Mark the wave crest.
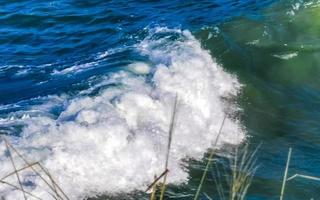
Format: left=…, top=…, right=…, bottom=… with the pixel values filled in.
left=0, top=28, right=245, bottom=199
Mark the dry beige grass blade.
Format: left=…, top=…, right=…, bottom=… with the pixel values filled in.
left=0, top=161, right=59, bottom=200
left=146, top=169, right=169, bottom=192
left=4, top=139, right=27, bottom=200
left=1, top=179, right=59, bottom=200
left=0, top=162, right=39, bottom=181
left=0, top=180, right=43, bottom=200
left=37, top=163, right=64, bottom=200
left=1, top=137, right=68, bottom=200
left=159, top=95, right=178, bottom=200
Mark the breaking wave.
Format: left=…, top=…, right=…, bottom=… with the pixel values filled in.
left=0, top=28, right=245, bottom=199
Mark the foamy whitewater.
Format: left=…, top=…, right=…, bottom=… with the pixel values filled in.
left=0, top=28, right=245, bottom=199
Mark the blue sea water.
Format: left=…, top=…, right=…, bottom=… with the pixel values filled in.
left=1, top=0, right=320, bottom=199
left=0, top=0, right=274, bottom=104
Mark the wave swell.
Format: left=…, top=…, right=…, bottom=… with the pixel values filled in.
left=0, top=28, right=244, bottom=199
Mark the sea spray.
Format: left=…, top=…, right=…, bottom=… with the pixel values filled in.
left=0, top=28, right=245, bottom=199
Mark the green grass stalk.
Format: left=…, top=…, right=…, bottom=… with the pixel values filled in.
left=150, top=175, right=158, bottom=200
left=193, top=114, right=227, bottom=200
left=229, top=144, right=258, bottom=200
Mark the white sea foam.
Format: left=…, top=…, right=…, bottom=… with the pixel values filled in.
left=128, top=62, right=151, bottom=75
left=52, top=61, right=99, bottom=75
left=273, top=52, right=299, bottom=60
left=0, top=28, right=245, bottom=199
left=52, top=47, right=125, bottom=75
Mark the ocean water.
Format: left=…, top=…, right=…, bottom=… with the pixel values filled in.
left=0, top=0, right=320, bottom=199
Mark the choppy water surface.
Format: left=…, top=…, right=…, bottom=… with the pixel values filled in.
left=1, top=0, right=320, bottom=199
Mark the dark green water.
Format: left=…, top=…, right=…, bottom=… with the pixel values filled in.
left=193, top=2, right=320, bottom=200
left=97, top=2, right=320, bottom=200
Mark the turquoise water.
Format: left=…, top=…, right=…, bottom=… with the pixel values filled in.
left=195, top=2, right=320, bottom=199
left=1, top=0, right=320, bottom=199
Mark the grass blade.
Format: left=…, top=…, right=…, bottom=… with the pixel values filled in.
left=193, top=114, right=227, bottom=200
left=159, top=95, right=178, bottom=200
left=280, top=147, right=292, bottom=200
